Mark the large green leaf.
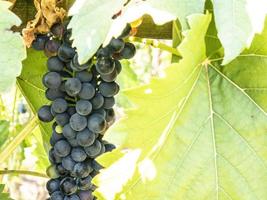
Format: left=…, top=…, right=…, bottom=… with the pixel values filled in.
left=213, top=0, right=267, bottom=64
left=17, top=49, right=51, bottom=148
left=68, top=0, right=205, bottom=64
left=94, top=13, right=267, bottom=200
left=0, top=1, right=26, bottom=92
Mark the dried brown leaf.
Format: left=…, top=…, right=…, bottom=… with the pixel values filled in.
left=22, top=0, right=66, bottom=47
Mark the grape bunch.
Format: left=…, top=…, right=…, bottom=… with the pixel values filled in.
left=34, top=21, right=135, bottom=200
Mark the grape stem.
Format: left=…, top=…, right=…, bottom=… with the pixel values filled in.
left=0, top=169, right=48, bottom=178
left=128, top=37, right=182, bottom=57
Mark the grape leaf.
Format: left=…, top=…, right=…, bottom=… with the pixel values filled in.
left=94, top=13, right=267, bottom=200
left=68, top=0, right=125, bottom=64
left=17, top=49, right=51, bottom=149
left=0, top=184, right=12, bottom=200
left=68, top=0, right=205, bottom=64
left=0, top=1, right=26, bottom=92
left=213, top=0, right=267, bottom=64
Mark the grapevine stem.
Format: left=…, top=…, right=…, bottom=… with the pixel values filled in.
left=0, top=170, right=48, bottom=178
left=63, top=69, right=73, bottom=76
left=65, top=97, right=76, bottom=102
left=128, top=37, right=182, bottom=57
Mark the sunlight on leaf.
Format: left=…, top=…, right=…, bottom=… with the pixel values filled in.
left=0, top=1, right=26, bottom=92
left=94, top=12, right=267, bottom=200
left=213, top=0, right=267, bottom=64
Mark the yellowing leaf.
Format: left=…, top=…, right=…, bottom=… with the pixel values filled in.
left=0, top=1, right=26, bottom=92
left=95, top=13, right=267, bottom=200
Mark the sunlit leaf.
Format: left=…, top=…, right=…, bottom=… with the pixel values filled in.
left=213, top=0, right=267, bottom=64
left=0, top=1, right=26, bottom=92
left=95, top=12, right=267, bottom=200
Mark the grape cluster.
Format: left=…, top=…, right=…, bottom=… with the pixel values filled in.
left=34, top=22, right=135, bottom=200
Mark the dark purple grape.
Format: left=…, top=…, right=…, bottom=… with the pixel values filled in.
left=32, top=34, right=49, bottom=51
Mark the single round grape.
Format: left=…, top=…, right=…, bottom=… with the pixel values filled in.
left=64, top=194, right=80, bottom=200
left=49, top=149, right=62, bottom=164
left=62, top=156, right=76, bottom=171
left=96, top=57, right=115, bottom=75
left=105, top=143, right=116, bottom=152
left=47, top=56, right=65, bottom=72
left=84, top=140, right=102, bottom=158
left=56, top=164, right=68, bottom=176
left=47, top=165, right=60, bottom=179
left=78, top=176, right=92, bottom=190
left=70, top=113, right=87, bottom=131
left=120, top=42, right=136, bottom=59
left=32, top=34, right=49, bottom=51
left=60, top=177, right=78, bottom=195
left=46, top=88, right=65, bottom=101
left=94, top=109, right=106, bottom=119
left=63, top=124, right=77, bottom=139
left=52, top=130, right=64, bottom=142
left=58, top=43, right=76, bottom=62
left=50, top=191, right=64, bottom=200
left=52, top=98, right=68, bottom=114
left=47, top=179, right=60, bottom=194
left=75, top=71, right=93, bottom=82
left=78, top=190, right=94, bottom=200
left=43, top=72, right=62, bottom=89
left=87, top=114, right=106, bottom=133
left=55, top=113, right=70, bottom=126
left=78, top=83, right=95, bottom=100
left=103, top=97, right=115, bottom=109
left=38, top=105, right=54, bottom=122
left=76, top=100, right=92, bottom=116
left=108, top=38, right=125, bottom=52
left=114, top=60, right=122, bottom=74
left=45, top=39, right=61, bottom=56
left=65, top=78, right=82, bottom=96
left=76, top=128, right=95, bottom=147
left=73, top=162, right=90, bottom=178
left=100, top=68, right=117, bottom=82
left=71, top=53, right=91, bottom=71
left=54, top=140, right=71, bottom=157
left=99, top=81, right=119, bottom=97
left=90, top=93, right=104, bottom=110
left=106, top=108, right=115, bottom=123
left=96, top=47, right=112, bottom=58
left=51, top=23, right=64, bottom=38
left=67, top=138, right=79, bottom=147
left=71, top=147, right=87, bottom=162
